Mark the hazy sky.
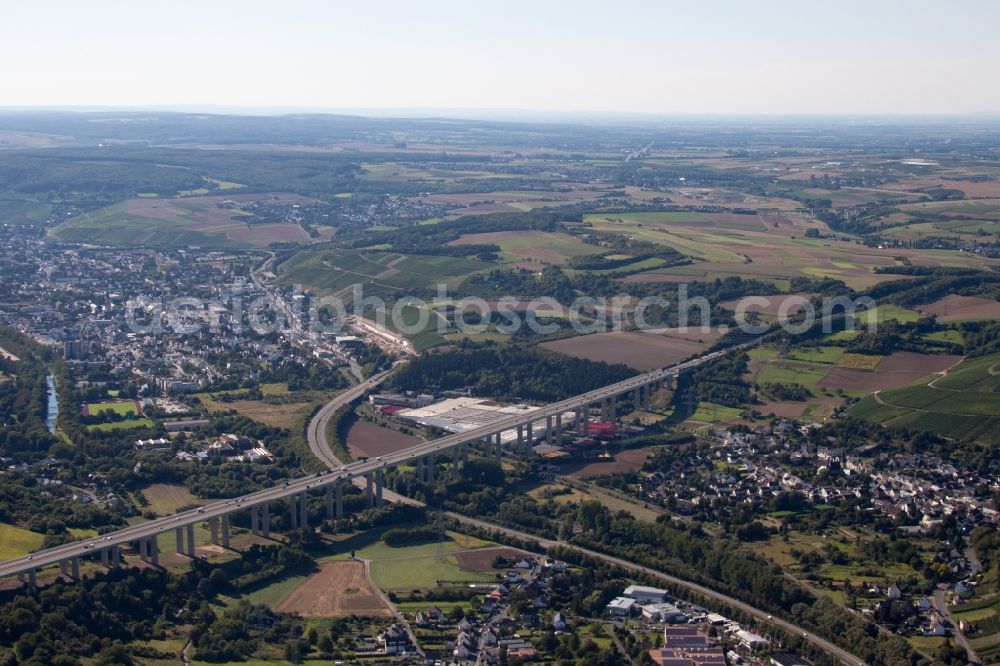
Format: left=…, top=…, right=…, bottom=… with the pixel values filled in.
left=3, top=0, right=998, bottom=115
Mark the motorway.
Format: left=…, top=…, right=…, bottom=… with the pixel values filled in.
left=0, top=343, right=866, bottom=664
left=0, top=349, right=728, bottom=580
left=306, top=368, right=394, bottom=469
left=302, top=355, right=862, bottom=666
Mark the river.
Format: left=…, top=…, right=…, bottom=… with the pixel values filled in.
left=45, top=374, right=58, bottom=434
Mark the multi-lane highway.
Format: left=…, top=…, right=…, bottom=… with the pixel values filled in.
left=0, top=348, right=732, bottom=580
left=306, top=368, right=393, bottom=469
left=0, top=347, right=730, bottom=581
left=0, top=343, right=868, bottom=665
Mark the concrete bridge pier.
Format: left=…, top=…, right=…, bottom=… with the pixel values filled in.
left=336, top=483, right=343, bottom=520
left=138, top=537, right=148, bottom=562
left=452, top=445, right=460, bottom=469
left=326, top=485, right=334, bottom=519
left=221, top=514, right=231, bottom=547
left=526, top=421, right=533, bottom=446
left=546, top=415, right=554, bottom=444
left=516, top=425, right=524, bottom=453
left=111, top=545, right=120, bottom=568
left=185, top=524, right=195, bottom=558
left=426, top=455, right=435, bottom=481
left=100, top=548, right=109, bottom=567
left=415, top=456, right=424, bottom=481
left=209, top=516, right=219, bottom=545
left=253, top=504, right=263, bottom=534
left=71, top=556, right=81, bottom=579
left=494, top=432, right=502, bottom=459
left=366, top=472, right=374, bottom=507
left=609, top=396, right=617, bottom=422
left=148, top=537, right=159, bottom=567
left=299, top=492, right=309, bottom=528
left=176, top=527, right=185, bottom=553
left=28, top=569, right=36, bottom=587
left=60, top=560, right=68, bottom=577
left=555, top=414, right=562, bottom=443
left=376, top=468, right=384, bottom=505
left=262, top=503, right=270, bottom=538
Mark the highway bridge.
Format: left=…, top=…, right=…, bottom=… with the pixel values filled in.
left=0, top=347, right=731, bottom=585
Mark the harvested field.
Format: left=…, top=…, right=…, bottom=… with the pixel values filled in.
left=756, top=397, right=841, bottom=420
left=201, top=397, right=318, bottom=429
left=347, top=420, right=421, bottom=458
left=704, top=213, right=767, bottom=230
left=818, top=352, right=962, bottom=392
left=541, top=331, right=707, bottom=371
left=455, top=547, right=530, bottom=572
left=836, top=353, right=883, bottom=370
left=275, top=561, right=392, bottom=617
left=562, top=445, right=660, bottom=478
left=917, top=295, right=1000, bottom=322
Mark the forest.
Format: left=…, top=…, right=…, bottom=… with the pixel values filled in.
left=391, top=342, right=636, bottom=402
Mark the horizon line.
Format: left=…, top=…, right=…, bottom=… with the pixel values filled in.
left=2, top=104, right=1000, bottom=123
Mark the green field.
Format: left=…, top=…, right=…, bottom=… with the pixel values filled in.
left=956, top=595, right=1000, bottom=666
left=0, top=196, right=49, bottom=225
left=857, top=304, right=921, bottom=325
left=279, top=249, right=490, bottom=298
left=318, top=529, right=500, bottom=591
left=584, top=211, right=712, bottom=225
left=86, top=400, right=139, bottom=416
left=922, top=329, right=964, bottom=345
left=786, top=346, right=844, bottom=365
left=684, top=402, right=744, bottom=424
left=52, top=202, right=237, bottom=248
left=756, top=361, right=830, bottom=389
left=0, top=523, right=44, bottom=560
left=141, top=483, right=200, bottom=515
left=848, top=353, right=1000, bottom=443
left=492, top=231, right=598, bottom=259
left=87, top=418, right=154, bottom=432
